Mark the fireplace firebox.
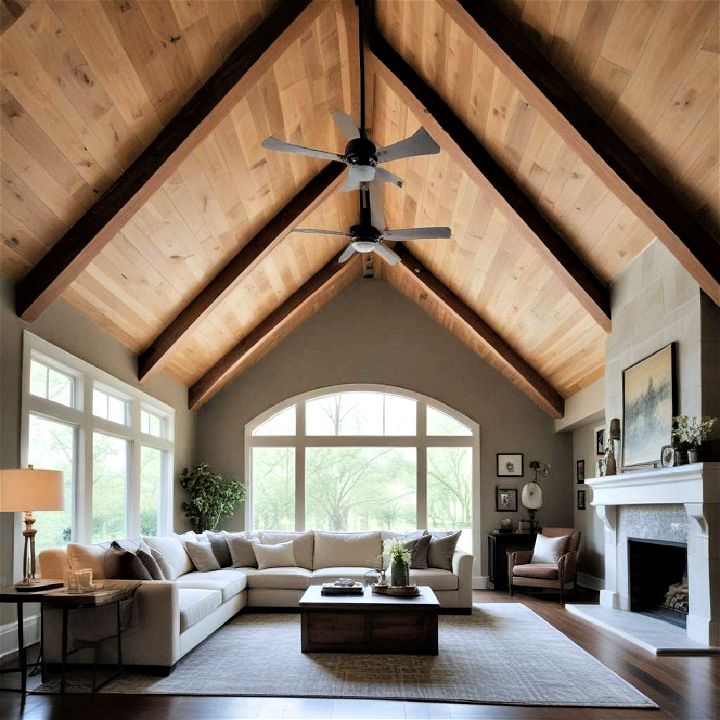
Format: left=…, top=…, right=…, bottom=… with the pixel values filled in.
left=628, top=537, right=688, bottom=628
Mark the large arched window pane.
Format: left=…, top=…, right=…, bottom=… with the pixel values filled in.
left=252, top=406, right=296, bottom=436
left=427, top=406, right=472, bottom=436
left=252, top=447, right=295, bottom=530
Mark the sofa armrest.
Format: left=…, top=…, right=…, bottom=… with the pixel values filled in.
left=452, top=549, right=473, bottom=608
left=507, top=550, right=533, bottom=587
left=38, top=548, right=69, bottom=581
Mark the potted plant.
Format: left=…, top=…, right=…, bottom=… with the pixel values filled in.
left=672, top=416, right=717, bottom=464
left=179, top=464, right=245, bottom=532
left=384, top=539, right=411, bottom=587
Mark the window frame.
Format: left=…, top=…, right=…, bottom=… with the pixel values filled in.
left=19, top=332, right=175, bottom=557
left=245, top=384, right=480, bottom=561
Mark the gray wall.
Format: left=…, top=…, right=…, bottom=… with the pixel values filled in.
left=195, top=279, right=574, bottom=577
left=0, top=275, right=195, bottom=604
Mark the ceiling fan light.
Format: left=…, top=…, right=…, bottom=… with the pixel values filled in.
left=352, top=240, right=376, bottom=253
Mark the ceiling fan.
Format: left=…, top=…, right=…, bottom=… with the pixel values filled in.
left=294, top=183, right=451, bottom=266
left=261, top=0, right=440, bottom=192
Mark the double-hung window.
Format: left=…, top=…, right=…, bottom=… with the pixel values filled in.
left=21, top=332, right=174, bottom=550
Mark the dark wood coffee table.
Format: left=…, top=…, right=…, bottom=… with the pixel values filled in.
left=299, top=585, right=439, bottom=655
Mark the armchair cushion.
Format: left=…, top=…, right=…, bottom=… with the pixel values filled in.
left=512, top=562, right=559, bottom=580
left=530, top=533, right=569, bottom=564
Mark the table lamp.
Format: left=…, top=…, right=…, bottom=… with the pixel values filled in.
left=521, top=481, right=543, bottom=533
left=0, top=466, right=65, bottom=591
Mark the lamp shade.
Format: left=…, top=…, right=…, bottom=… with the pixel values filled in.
left=521, top=481, right=543, bottom=511
left=0, top=468, right=64, bottom=511
left=609, top=418, right=621, bottom=440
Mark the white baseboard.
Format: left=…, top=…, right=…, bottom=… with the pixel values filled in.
left=473, top=576, right=490, bottom=590
left=0, top=613, right=40, bottom=660
left=577, top=572, right=604, bottom=591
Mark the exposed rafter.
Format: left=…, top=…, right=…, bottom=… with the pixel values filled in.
left=368, top=33, right=611, bottom=332
left=189, top=254, right=362, bottom=410
left=0, top=0, right=29, bottom=36
left=438, top=0, right=720, bottom=305
left=14, top=0, right=327, bottom=322
left=139, top=163, right=346, bottom=382
left=389, top=246, right=564, bottom=418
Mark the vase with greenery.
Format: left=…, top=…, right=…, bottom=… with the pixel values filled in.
left=672, top=416, right=717, bottom=464
left=179, top=464, right=245, bottom=532
left=385, top=539, right=411, bottom=587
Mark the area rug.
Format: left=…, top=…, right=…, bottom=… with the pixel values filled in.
left=33, top=604, right=656, bottom=707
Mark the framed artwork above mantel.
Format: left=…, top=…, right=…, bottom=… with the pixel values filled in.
left=622, top=343, right=676, bottom=470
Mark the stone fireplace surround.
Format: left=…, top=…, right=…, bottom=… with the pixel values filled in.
left=568, top=462, right=719, bottom=653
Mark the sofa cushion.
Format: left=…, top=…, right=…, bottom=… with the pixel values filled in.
left=176, top=568, right=248, bottom=602
left=175, top=531, right=209, bottom=545
left=204, top=531, right=232, bottom=568
left=178, top=588, right=222, bottom=631
left=313, top=531, right=381, bottom=569
left=253, top=541, right=296, bottom=570
left=427, top=531, right=461, bottom=570
left=259, top=531, right=313, bottom=570
left=144, top=535, right=192, bottom=580
left=67, top=543, right=108, bottom=579
left=245, top=567, right=312, bottom=590
left=531, top=534, right=569, bottom=565
left=409, top=568, right=459, bottom=591
left=310, top=567, right=375, bottom=584
left=512, top=563, right=559, bottom=580
left=186, top=542, right=221, bottom=572
left=225, top=534, right=258, bottom=568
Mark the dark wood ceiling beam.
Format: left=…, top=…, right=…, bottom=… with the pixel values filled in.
left=139, top=163, right=345, bottom=382
left=189, top=254, right=362, bottom=410
left=15, top=0, right=328, bottom=322
left=392, top=246, right=564, bottom=418
left=438, top=0, right=720, bottom=305
left=1, top=0, right=29, bottom=36
left=368, top=33, right=611, bottom=332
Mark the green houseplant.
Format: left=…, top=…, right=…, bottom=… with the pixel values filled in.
left=384, top=539, right=411, bottom=587
left=179, top=464, right=245, bottom=532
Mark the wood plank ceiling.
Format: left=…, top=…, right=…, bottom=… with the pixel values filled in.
left=1, top=0, right=718, bottom=413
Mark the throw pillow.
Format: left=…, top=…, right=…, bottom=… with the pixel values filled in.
left=67, top=543, right=108, bottom=579
left=137, top=548, right=164, bottom=580
left=204, top=531, right=232, bottom=568
left=225, top=534, right=258, bottom=568
left=186, top=541, right=221, bottom=572
left=426, top=531, right=461, bottom=570
left=104, top=541, right=153, bottom=580
left=253, top=540, right=296, bottom=570
left=143, top=535, right=192, bottom=579
left=403, top=533, right=432, bottom=569
left=259, top=531, right=313, bottom=569
left=312, top=531, right=382, bottom=569
left=531, top=534, right=570, bottom=564
left=148, top=547, right=172, bottom=580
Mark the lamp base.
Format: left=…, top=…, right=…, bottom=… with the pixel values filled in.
left=14, top=580, right=63, bottom=593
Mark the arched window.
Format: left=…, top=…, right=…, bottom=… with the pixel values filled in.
left=245, top=386, right=478, bottom=553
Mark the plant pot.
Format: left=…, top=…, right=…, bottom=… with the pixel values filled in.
left=687, top=449, right=700, bottom=464
left=390, top=557, right=409, bottom=587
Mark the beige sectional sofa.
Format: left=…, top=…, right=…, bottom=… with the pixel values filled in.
left=39, top=529, right=473, bottom=673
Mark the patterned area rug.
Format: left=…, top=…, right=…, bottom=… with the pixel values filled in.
left=33, top=604, right=656, bottom=707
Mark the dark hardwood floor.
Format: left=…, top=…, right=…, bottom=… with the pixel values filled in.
left=1, top=590, right=717, bottom=720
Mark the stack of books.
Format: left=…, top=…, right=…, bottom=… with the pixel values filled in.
left=320, top=579, right=363, bottom=595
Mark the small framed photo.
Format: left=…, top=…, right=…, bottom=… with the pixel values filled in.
left=577, top=489, right=586, bottom=510
left=595, top=427, right=606, bottom=456
left=497, top=453, right=523, bottom=477
left=496, top=487, right=518, bottom=512
left=576, top=459, right=585, bottom=484
left=660, top=445, right=675, bottom=468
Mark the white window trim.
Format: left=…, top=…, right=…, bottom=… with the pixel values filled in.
left=18, top=332, right=175, bottom=565
left=245, top=383, right=481, bottom=564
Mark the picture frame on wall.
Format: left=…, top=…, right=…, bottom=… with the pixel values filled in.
left=622, top=343, right=676, bottom=470
left=595, top=427, right=606, bottom=456
left=497, top=453, right=523, bottom=477
left=577, top=490, right=586, bottom=510
left=496, top=487, right=518, bottom=512
left=576, top=459, right=585, bottom=484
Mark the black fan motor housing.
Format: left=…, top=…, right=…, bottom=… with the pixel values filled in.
left=349, top=224, right=382, bottom=242
left=344, top=137, right=377, bottom=167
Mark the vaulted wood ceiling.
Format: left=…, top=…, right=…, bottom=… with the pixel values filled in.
left=1, top=0, right=718, bottom=416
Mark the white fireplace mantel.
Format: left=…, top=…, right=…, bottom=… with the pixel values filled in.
left=583, top=462, right=720, bottom=648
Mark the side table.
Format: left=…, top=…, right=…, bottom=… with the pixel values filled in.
left=42, top=581, right=141, bottom=693
left=487, top=532, right=537, bottom=591
left=0, top=584, right=62, bottom=699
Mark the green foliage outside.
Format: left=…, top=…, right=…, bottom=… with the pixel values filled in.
left=180, top=464, right=245, bottom=532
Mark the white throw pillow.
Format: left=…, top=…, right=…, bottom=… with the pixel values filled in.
left=531, top=534, right=570, bottom=564
left=259, top=531, right=314, bottom=569
left=253, top=540, right=297, bottom=570
left=312, top=531, right=382, bottom=569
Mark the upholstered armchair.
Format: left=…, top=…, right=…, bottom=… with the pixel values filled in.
left=508, top=527, right=581, bottom=603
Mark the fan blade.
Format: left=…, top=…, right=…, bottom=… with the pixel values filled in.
left=332, top=111, right=360, bottom=140
left=293, top=228, right=352, bottom=237
left=341, top=164, right=376, bottom=191
left=368, top=182, right=386, bottom=230
left=262, top=137, right=345, bottom=163
left=373, top=167, right=403, bottom=188
left=372, top=243, right=401, bottom=266
left=338, top=244, right=357, bottom=263
left=383, top=227, right=452, bottom=241
left=377, top=128, right=440, bottom=164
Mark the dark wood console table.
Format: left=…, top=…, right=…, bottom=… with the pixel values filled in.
left=488, top=532, right=537, bottom=591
